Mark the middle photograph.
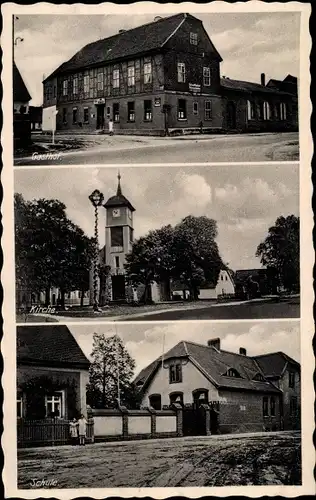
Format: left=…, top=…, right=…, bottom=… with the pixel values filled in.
left=15, top=164, right=299, bottom=323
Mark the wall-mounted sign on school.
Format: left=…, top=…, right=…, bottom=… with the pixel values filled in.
left=42, top=13, right=298, bottom=136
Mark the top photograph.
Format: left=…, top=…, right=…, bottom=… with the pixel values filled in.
left=13, top=11, right=300, bottom=166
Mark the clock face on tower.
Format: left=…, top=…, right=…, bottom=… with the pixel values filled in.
left=112, top=208, right=120, bottom=218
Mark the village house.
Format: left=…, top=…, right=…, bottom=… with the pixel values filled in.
left=42, top=13, right=298, bottom=136
left=134, top=338, right=300, bottom=434
left=13, top=61, right=32, bottom=145
left=17, top=325, right=90, bottom=420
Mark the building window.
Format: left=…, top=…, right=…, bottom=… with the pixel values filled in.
left=149, top=394, right=161, bottom=410
left=177, top=99, right=187, bottom=120
left=129, top=227, right=134, bottom=243
left=128, top=65, right=135, bottom=87
left=144, top=62, right=152, bottom=84
left=84, top=74, right=89, bottom=94
left=62, top=79, right=68, bottom=96
left=144, top=100, right=152, bottom=121
left=115, top=256, right=120, bottom=268
left=263, top=101, right=270, bottom=120
left=110, top=226, right=123, bottom=247
left=83, top=107, right=89, bottom=123
left=72, top=107, right=78, bottom=124
left=270, top=396, right=276, bottom=417
left=73, top=76, right=78, bottom=95
left=169, top=362, right=182, bottom=383
left=290, top=397, right=297, bottom=416
left=247, top=100, right=255, bottom=120
left=205, top=100, right=212, bottom=120
left=263, top=396, right=269, bottom=417
left=113, top=69, right=120, bottom=89
left=289, top=372, right=295, bottom=388
left=62, top=108, right=67, bottom=123
left=275, top=103, right=280, bottom=120
left=97, top=70, right=104, bottom=91
left=280, top=102, right=287, bottom=120
left=203, top=67, right=211, bottom=86
left=17, top=392, right=23, bottom=418
left=169, top=392, right=184, bottom=405
left=177, top=62, right=186, bottom=83
left=45, top=392, right=62, bottom=418
left=253, top=373, right=265, bottom=382
left=193, top=101, right=198, bottom=115
left=224, top=368, right=242, bottom=378
left=190, top=32, right=198, bottom=45
left=53, top=86, right=56, bottom=98
left=257, top=102, right=264, bottom=120
left=127, top=101, right=135, bottom=122
left=113, top=103, right=120, bottom=122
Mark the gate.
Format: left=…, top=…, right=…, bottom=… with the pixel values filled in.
left=182, top=405, right=207, bottom=436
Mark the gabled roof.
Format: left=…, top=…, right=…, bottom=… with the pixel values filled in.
left=235, top=269, right=267, bottom=281
left=253, top=352, right=300, bottom=378
left=45, top=13, right=208, bottom=81
left=220, top=77, right=291, bottom=96
left=135, top=340, right=281, bottom=394
left=17, top=325, right=90, bottom=370
left=104, top=173, right=135, bottom=211
left=13, top=62, right=31, bottom=102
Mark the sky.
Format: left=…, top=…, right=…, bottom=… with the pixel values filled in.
left=14, top=164, right=299, bottom=271
left=13, top=11, right=300, bottom=106
left=69, top=320, right=300, bottom=375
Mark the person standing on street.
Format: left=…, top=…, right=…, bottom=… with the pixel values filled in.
left=108, top=118, right=114, bottom=136
left=78, top=414, right=87, bottom=445
left=69, top=417, right=79, bottom=446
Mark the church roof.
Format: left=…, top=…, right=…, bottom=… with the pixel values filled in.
left=104, top=173, right=135, bottom=211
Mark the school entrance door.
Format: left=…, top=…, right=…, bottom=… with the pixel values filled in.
left=96, top=104, right=105, bottom=130
left=111, top=275, right=126, bottom=302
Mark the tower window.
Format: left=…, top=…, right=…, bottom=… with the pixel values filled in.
left=115, top=256, right=120, bottom=268
left=190, top=32, right=198, bottom=45
left=129, top=227, right=134, bottom=243
left=111, top=227, right=123, bottom=247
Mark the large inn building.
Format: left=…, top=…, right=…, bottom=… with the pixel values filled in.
left=43, top=13, right=298, bottom=135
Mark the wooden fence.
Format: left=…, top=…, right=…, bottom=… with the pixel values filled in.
left=17, top=418, right=94, bottom=448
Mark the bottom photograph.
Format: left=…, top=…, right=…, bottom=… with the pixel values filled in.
left=17, top=321, right=301, bottom=489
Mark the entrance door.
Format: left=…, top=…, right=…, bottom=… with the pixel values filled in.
left=96, top=104, right=105, bottom=129
left=227, top=101, right=237, bottom=129
left=111, top=275, right=126, bottom=301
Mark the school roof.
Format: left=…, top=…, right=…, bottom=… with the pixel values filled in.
left=253, top=352, right=300, bottom=378
left=44, top=13, right=222, bottom=82
left=220, top=77, right=291, bottom=96
left=135, top=340, right=281, bottom=394
left=17, top=325, right=90, bottom=370
left=13, top=62, right=31, bottom=102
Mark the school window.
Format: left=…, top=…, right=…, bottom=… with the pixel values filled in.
left=203, top=67, right=211, bottom=86
left=144, top=100, right=152, bottom=121
left=113, top=69, right=120, bottom=89
left=97, top=70, right=104, bottom=91
left=127, top=101, right=135, bottom=122
left=17, top=392, right=23, bottom=418
left=45, top=392, right=62, bottom=418
left=177, top=99, right=187, bottom=120
left=177, top=62, right=186, bottom=83
left=190, top=32, right=198, bottom=45
left=73, top=76, right=78, bottom=95
left=110, top=226, right=123, bottom=247
left=128, top=66, right=135, bottom=87
left=115, top=256, right=120, bottom=268
left=263, top=101, right=270, bottom=120
left=72, top=107, right=78, bottom=124
left=280, top=102, right=287, bottom=120
left=62, top=108, right=67, bottom=123
left=270, top=397, right=276, bottom=417
left=83, top=74, right=89, bottom=94
left=144, top=62, right=152, bottom=84
left=289, top=372, right=295, bottom=388
left=62, top=79, right=68, bottom=96
left=204, top=100, right=212, bottom=120
left=263, top=396, right=269, bottom=417
left=247, top=100, right=255, bottom=120
left=169, top=362, right=182, bottom=383
left=290, top=397, right=297, bottom=416
left=83, top=107, right=89, bottom=123
left=113, top=103, right=120, bottom=122
left=193, top=101, right=198, bottom=115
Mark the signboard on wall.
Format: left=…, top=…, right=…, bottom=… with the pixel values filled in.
left=189, top=83, right=201, bottom=94
left=154, top=97, right=161, bottom=107
left=94, top=98, right=105, bottom=105
left=42, top=105, right=58, bottom=131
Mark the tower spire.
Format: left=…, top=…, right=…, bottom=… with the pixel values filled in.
left=117, top=170, right=122, bottom=196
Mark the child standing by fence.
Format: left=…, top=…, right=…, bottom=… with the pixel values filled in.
left=78, top=414, right=87, bottom=445
left=69, top=418, right=79, bottom=446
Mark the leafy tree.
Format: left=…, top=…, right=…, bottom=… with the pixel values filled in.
left=256, top=215, right=300, bottom=292
left=87, top=333, right=136, bottom=409
left=15, top=193, right=95, bottom=308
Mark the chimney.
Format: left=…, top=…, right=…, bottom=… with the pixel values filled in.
left=208, top=338, right=221, bottom=351
left=239, top=347, right=247, bottom=356
left=261, top=73, right=266, bottom=86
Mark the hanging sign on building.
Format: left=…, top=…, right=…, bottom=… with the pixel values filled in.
left=94, top=98, right=106, bottom=105
left=189, top=83, right=201, bottom=94
left=154, top=97, right=161, bottom=107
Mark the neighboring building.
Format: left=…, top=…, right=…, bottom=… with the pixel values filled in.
left=29, top=105, right=43, bottom=130
left=134, top=337, right=294, bottom=434
left=254, top=352, right=301, bottom=430
left=42, top=13, right=298, bottom=136
left=172, top=268, right=235, bottom=300
left=13, top=61, right=32, bottom=145
left=17, top=325, right=90, bottom=420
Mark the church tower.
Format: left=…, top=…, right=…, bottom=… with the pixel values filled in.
left=103, top=172, right=135, bottom=301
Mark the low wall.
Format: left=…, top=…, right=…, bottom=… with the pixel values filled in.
left=91, top=407, right=181, bottom=442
